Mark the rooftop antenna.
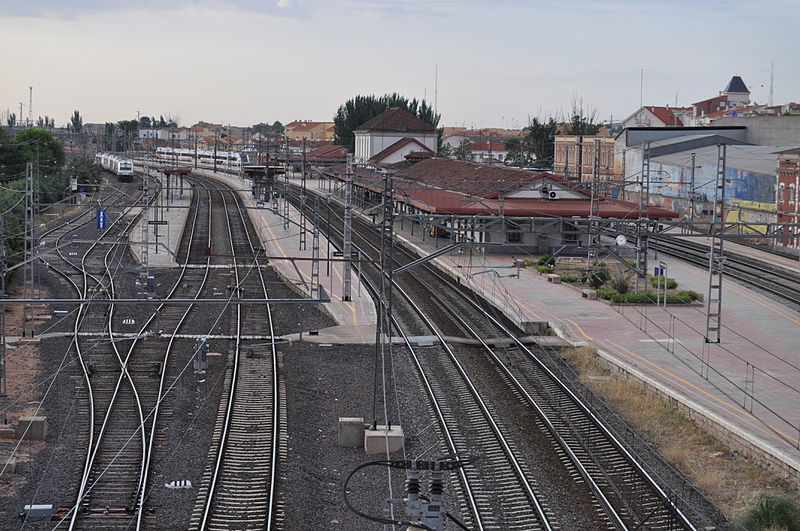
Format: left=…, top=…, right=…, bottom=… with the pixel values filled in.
left=434, top=64, right=438, bottom=117
left=769, top=61, right=774, bottom=106
left=640, top=68, right=644, bottom=109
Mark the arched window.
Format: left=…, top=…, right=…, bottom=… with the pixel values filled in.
left=779, top=183, right=786, bottom=203
left=790, top=184, right=796, bottom=204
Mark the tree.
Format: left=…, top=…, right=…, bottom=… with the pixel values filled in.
left=117, top=119, right=139, bottom=152
left=523, top=117, right=558, bottom=167
left=271, top=120, right=284, bottom=134
left=7, top=113, right=16, bottom=127
left=562, top=97, right=600, bottom=136
left=70, top=110, right=83, bottom=133
left=36, top=116, right=55, bottom=129
left=333, top=93, right=440, bottom=152
left=12, top=128, right=65, bottom=177
left=504, top=137, right=533, bottom=167
left=139, top=116, right=152, bottom=129
left=67, top=157, right=102, bottom=188
left=453, top=138, right=473, bottom=161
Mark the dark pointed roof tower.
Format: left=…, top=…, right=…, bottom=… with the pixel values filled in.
left=723, top=76, right=749, bottom=95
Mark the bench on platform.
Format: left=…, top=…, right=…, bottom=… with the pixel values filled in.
left=546, top=274, right=561, bottom=284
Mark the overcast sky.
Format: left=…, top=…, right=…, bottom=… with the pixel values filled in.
left=1, top=0, right=798, bottom=129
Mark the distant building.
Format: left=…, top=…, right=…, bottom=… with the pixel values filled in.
left=553, top=135, right=616, bottom=182
left=691, top=76, right=751, bottom=124
left=620, top=106, right=691, bottom=129
left=285, top=120, right=335, bottom=141
left=353, top=108, right=438, bottom=165
left=777, top=153, right=800, bottom=252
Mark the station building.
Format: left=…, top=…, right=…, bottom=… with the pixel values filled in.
left=319, top=158, right=677, bottom=256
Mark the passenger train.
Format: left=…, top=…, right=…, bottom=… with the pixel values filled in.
left=95, top=152, right=135, bottom=181
left=155, top=147, right=250, bottom=170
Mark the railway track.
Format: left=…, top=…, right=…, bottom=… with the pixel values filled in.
left=188, top=173, right=282, bottom=531
left=287, top=183, right=711, bottom=529
left=38, top=175, right=152, bottom=528
left=652, top=235, right=800, bottom=309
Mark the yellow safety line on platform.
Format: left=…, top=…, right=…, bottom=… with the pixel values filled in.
left=565, top=319, right=593, bottom=341
left=605, top=339, right=794, bottom=441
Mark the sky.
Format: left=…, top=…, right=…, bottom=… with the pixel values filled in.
left=1, top=0, right=798, bottom=129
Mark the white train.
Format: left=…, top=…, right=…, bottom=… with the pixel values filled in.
left=155, top=147, right=249, bottom=169
left=95, top=152, right=135, bottom=181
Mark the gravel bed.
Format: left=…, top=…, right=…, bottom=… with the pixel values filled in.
left=281, top=341, right=466, bottom=530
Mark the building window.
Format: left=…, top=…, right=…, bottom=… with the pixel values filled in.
left=791, top=184, right=796, bottom=204
left=506, top=221, right=522, bottom=243
left=779, top=183, right=786, bottom=203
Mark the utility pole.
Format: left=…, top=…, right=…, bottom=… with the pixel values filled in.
left=23, top=163, right=36, bottom=337
left=283, top=135, right=290, bottom=230
left=635, top=142, right=651, bottom=293
left=705, top=144, right=727, bottom=344
left=0, top=212, right=7, bottom=424
left=299, top=137, right=307, bottom=250
left=140, top=170, right=150, bottom=295
left=587, top=138, right=601, bottom=262
left=310, top=195, right=321, bottom=335
left=372, top=172, right=394, bottom=429
left=213, top=130, right=218, bottom=173
left=689, top=152, right=697, bottom=226
left=28, top=86, right=33, bottom=127
left=342, top=154, right=354, bottom=301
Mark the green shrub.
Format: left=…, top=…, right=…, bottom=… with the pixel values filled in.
left=521, top=259, right=534, bottom=268
left=676, top=290, right=701, bottom=301
left=649, top=275, right=677, bottom=289
left=560, top=274, right=579, bottom=283
left=596, top=288, right=618, bottom=300
left=537, top=253, right=555, bottom=267
left=610, top=270, right=633, bottom=294
left=595, top=288, right=699, bottom=304
left=582, top=262, right=610, bottom=289
left=535, top=265, right=553, bottom=274
left=738, top=495, right=800, bottom=530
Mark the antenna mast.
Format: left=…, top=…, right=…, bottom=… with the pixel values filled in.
left=434, top=64, right=438, bottom=116
left=769, top=61, right=774, bottom=107
left=28, top=86, right=33, bottom=126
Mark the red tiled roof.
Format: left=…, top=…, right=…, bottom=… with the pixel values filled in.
left=370, top=138, right=434, bottom=163
left=692, top=94, right=727, bottom=107
left=644, top=106, right=683, bottom=126
left=286, top=121, right=332, bottom=132
left=706, top=104, right=765, bottom=119
left=320, top=164, right=677, bottom=219
left=469, top=142, right=508, bottom=151
left=355, top=107, right=435, bottom=133
left=308, top=145, right=348, bottom=159
left=395, top=158, right=543, bottom=199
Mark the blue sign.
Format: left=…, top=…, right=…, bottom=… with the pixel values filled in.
left=97, top=209, right=107, bottom=230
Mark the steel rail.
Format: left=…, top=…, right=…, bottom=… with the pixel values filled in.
left=297, top=190, right=550, bottom=530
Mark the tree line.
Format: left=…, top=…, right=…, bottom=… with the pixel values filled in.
left=0, top=127, right=101, bottom=271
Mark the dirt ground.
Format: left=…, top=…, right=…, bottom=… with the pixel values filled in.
left=1, top=283, right=47, bottom=495
left=562, top=346, right=799, bottom=523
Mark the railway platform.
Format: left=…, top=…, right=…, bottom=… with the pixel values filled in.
left=195, top=169, right=377, bottom=343
left=128, top=166, right=192, bottom=267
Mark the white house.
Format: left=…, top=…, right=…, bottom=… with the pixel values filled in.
left=354, top=108, right=438, bottom=164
